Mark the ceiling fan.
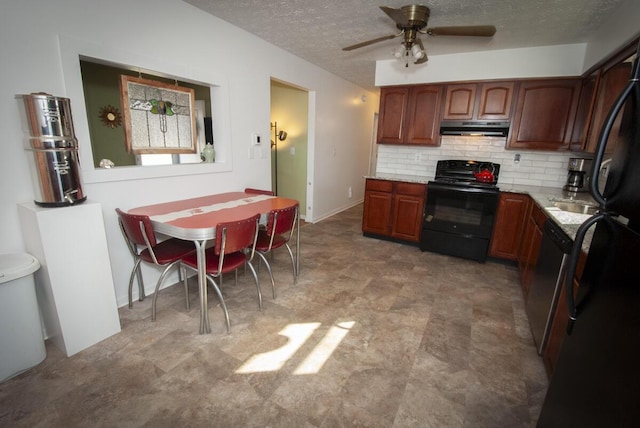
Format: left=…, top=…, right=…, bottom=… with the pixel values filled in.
left=342, top=5, right=496, bottom=66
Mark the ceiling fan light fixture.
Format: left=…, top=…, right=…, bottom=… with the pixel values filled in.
left=393, top=44, right=405, bottom=59
left=410, top=44, right=425, bottom=59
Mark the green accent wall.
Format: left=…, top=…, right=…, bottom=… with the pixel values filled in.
left=80, top=60, right=211, bottom=168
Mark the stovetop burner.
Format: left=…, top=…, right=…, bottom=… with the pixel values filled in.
left=432, top=159, right=500, bottom=188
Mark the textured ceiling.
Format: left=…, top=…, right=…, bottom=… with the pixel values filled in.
left=182, top=0, right=630, bottom=91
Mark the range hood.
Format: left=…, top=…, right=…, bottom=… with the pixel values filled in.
left=440, top=120, right=510, bottom=137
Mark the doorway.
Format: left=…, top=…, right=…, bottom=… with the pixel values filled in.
left=270, top=79, right=308, bottom=218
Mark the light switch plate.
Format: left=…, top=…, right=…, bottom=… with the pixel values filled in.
left=251, top=133, right=262, bottom=145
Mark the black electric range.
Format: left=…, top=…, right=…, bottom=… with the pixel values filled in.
left=421, top=160, right=501, bottom=262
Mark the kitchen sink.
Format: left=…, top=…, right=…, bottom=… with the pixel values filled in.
left=553, top=201, right=598, bottom=215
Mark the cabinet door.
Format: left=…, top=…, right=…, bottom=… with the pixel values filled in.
left=489, top=192, right=529, bottom=260
left=405, top=85, right=443, bottom=146
left=391, top=193, right=425, bottom=242
left=518, top=202, right=547, bottom=300
left=377, top=87, right=409, bottom=144
left=443, top=83, right=476, bottom=120
left=363, top=190, right=393, bottom=235
left=519, top=217, right=543, bottom=300
left=542, top=250, right=586, bottom=378
left=390, top=182, right=426, bottom=242
left=508, top=79, right=582, bottom=150
left=585, top=62, right=632, bottom=153
left=569, top=74, right=598, bottom=151
left=477, top=82, right=515, bottom=120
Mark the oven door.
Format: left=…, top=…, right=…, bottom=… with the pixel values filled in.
left=420, top=182, right=499, bottom=261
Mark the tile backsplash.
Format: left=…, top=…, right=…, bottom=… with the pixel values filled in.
left=375, top=136, right=582, bottom=188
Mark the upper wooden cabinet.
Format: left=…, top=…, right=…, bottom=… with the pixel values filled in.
left=377, top=85, right=443, bottom=146
left=569, top=74, right=598, bottom=151
left=377, top=87, right=409, bottom=144
left=443, top=81, right=515, bottom=121
left=584, top=61, right=633, bottom=153
left=507, top=78, right=582, bottom=150
left=442, top=83, right=476, bottom=120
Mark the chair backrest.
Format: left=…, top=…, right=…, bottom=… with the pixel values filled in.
left=244, top=188, right=275, bottom=196
left=215, top=214, right=260, bottom=256
left=265, top=204, right=298, bottom=239
left=116, top=208, right=158, bottom=248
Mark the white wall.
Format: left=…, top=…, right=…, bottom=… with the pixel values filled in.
left=375, top=44, right=587, bottom=86
left=1, top=0, right=379, bottom=307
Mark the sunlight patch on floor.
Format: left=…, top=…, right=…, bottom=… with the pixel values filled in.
left=294, top=321, right=355, bottom=375
left=235, top=322, right=320, bottom=374
left=235, top=321, right=355, bottom=375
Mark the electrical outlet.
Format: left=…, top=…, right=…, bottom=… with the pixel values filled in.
left=414, top=153, right=421, bottom=161
left=348, top=187, right=352, bottom=198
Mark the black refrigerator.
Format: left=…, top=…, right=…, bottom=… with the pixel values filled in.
left=537, top=43, right=640, bottom=427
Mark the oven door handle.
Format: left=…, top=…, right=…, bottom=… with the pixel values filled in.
left=427, top=182, right=499, bottom=194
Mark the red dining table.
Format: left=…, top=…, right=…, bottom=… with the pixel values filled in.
left=129, top=192, right=300, bottom=334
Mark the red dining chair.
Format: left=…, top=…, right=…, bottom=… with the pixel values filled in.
left=244, top=188, right=275, bottom=196
left=254, top=203, right=299, bottom=298
left=181, top=213, right=262, bottom=333
left=115, top=209, right=195, bottom=320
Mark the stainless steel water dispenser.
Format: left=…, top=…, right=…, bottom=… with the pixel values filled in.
left=17, top=93, right=86, bottom=207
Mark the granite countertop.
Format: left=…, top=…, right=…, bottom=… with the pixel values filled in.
left=364, top=173, right=431, bottom=184
left=366, top=174, right=596, bottom=252
left=502, top=184, right=595, bottom=252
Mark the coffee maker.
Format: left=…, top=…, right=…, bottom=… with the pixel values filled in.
left=564, top=157, right=592, bottom=193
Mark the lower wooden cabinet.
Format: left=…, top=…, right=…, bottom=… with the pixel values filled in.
left=362, top=180, right=393, bottom=236
left=489, top=192, right=530, bottom=260
left=363, top=179, right=426, bottom=243
left=517, top=199, right=548, bottom=300
left=542, top=250, right=587, bottom=377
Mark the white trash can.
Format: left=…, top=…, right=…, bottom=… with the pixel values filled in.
left=0, top=253, right=46, bottom=382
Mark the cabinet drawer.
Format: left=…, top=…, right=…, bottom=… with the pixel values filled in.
left=395, top=182, right=426, bottom=196
left=531, top=202, right=548, bottom=229
left=366, top=179, right=393, bottom=192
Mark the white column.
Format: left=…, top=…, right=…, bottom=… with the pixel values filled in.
left=18, top=201, right=121, bottom=356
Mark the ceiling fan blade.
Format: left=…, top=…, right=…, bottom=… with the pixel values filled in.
left=426, top=25, right=496, bottom=37
left=342, top=33, right=400, bottom=51
left=414, top=38, right=428, bottom=64
left=380, top=6, right=408, bottom=26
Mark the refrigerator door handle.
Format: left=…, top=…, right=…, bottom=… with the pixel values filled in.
left=564, top=213, right=605, bottom=334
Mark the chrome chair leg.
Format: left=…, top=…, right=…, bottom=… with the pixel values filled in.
left=151, top=260, right=182, bottom=321
left=246, top=261, right=263, bottom=309
left=285, top=243, right=297, bottom=284
left=256, top=252, right=276, bottom=299
left=206, top=276, right=230, bottom=334
left=128, top=257, right=143, bottom=308
left=182, top=264, right=190, bottom=311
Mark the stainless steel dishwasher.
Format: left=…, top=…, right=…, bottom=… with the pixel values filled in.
left=525, top=219, right=573, bottom=354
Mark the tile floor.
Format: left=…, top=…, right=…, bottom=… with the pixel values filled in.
left=0, top=203, right=547, bottom=427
